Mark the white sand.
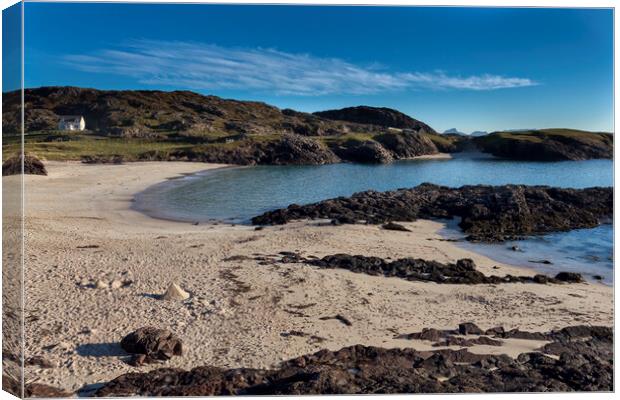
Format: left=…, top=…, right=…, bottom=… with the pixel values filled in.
left=16, top=161, right=612, bottom=392
left=411, top=152, right=452, bottom=160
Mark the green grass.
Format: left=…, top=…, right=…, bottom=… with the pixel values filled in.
left=477, top=129, right=612, bottom=147
left=423, top=132, right=458, bottom=147
left=318, top=132, right=375, bottom=146
left=2, top=130, right=278, bottom=161
left=3, top=134, right=194, bottom=161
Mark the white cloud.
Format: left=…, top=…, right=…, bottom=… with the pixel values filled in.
left=63, top=40, right=537, bottom=95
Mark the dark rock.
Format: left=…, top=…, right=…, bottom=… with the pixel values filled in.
left=459, top=322, right=483, bottom=335
left=529, top=259, right=553, bottom=265
left=25, top=355, right=55, bottom=368
left=3, top=375, right=72, bottom=398
left=252, top=183, right=612, bottom=243
left=94, top=325, right=613, bottom=395
left=381, top=222, right=411, bottom=232
left=120, top=327, right=183, bottom=362
left=496, top=329, right=548, bottom=341
left=592, top=274, right=603, bottom=280
left=333, top=140, right=394, bottom=163
left=319, top=314, right=352, bottom=326
left=2, top=153, right=47, bottom=176
left=554, top=272, right=584, bottom=283
left=434, top=336, right=503, bottom=348
left=396, top=327, right=454, bottom=341
left=299, top=253, right=566, bottom=285
left=484, top=327, right=505, bottom=336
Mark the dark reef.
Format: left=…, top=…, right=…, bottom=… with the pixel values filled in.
left=252, top=183, right=612, bottom=242
left=93, top=325, right=612, bottom=396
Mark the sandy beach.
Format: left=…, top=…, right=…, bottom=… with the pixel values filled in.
left=19, top=161, right=613, bottom=393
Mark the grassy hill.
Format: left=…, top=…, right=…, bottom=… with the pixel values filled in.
left=473, top=129, right=613, bottom=161
left=2, top=87, right=439, bottom=164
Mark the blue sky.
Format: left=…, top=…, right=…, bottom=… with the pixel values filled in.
left=17, top=3, right=614, bottom=133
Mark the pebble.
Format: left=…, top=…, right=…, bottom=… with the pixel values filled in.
left=95, top=280, right=108, bottom=289
left=110, top=279, right=123, bottom=289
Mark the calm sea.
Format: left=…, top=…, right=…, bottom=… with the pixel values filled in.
left=134, top=153, right=613, bottom=283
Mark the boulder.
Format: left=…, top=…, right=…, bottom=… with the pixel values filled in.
left=554, top=272, right=584, bottom=283
left=381, top=222, right=411, bottom=232
left=459, top=322, right=484, bottom=335
left=120, top=327, right=183, bottom=362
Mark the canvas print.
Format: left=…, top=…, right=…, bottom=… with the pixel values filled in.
left=2, top=2, right=614, bottom=397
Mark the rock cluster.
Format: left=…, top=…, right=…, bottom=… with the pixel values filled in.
left=302, top=254, right=581, bottom=285
left=94, top=325, right=612, bottom=395
left=2, top=153, right=47, bottom=176
left=252, top=183, right=612, bottom=242
left=141, top=134, right=340, bottom=166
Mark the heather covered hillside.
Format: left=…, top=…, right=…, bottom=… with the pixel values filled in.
left=2, top=87, right=440, bottom=164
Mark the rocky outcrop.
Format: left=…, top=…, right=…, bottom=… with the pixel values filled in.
left=332, top=140, right=394, bottom=163
left=473, top=130, right=613, bottom=161
left=140, top=134, right=340, bottom=166
left=314, top=106, right=436, bottom=133
left=374, top=131, right=438, bottom=158
left=251, top=183, right=612, bottom=242
left=2, top=153, right=47, bottom=176
left=94, top=325, right=612, bottom=395
left=272, top=253, right=580, bottom=285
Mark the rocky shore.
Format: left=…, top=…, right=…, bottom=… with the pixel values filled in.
left=93, top=325, right=612, bottom=395
left=473, top=129, right=613, bottom=161
left=267, top=253, right=585, bottom=285
left=252, top=183, right=612, bottom=242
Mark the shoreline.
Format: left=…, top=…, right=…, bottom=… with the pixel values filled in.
left=19, top=161, right=613, bottom=392
left=130, top=162, right=612, bottom=284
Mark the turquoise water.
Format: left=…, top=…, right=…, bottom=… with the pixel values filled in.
left=441, top=220, right=613, bottom=284
left=134, top=153, right=613, bottom=282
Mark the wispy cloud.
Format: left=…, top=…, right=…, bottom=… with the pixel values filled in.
left=63, top=40, right=537, bottom=95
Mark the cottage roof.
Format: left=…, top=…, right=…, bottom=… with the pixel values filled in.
left=58, top=115, right=83, bottom=122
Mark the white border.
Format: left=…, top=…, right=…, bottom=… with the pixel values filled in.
left=0, top=1, right=617, bottom=400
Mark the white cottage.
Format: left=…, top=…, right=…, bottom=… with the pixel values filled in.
left=58, top=115, right=86, bottom=131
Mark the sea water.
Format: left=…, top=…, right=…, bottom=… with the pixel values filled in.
left=134, top=153, right=613, bottom=283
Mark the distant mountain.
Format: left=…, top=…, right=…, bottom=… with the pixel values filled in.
left=470, top=131, right=488, bottom=137
left=443, top=128, right=466, bottom=135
